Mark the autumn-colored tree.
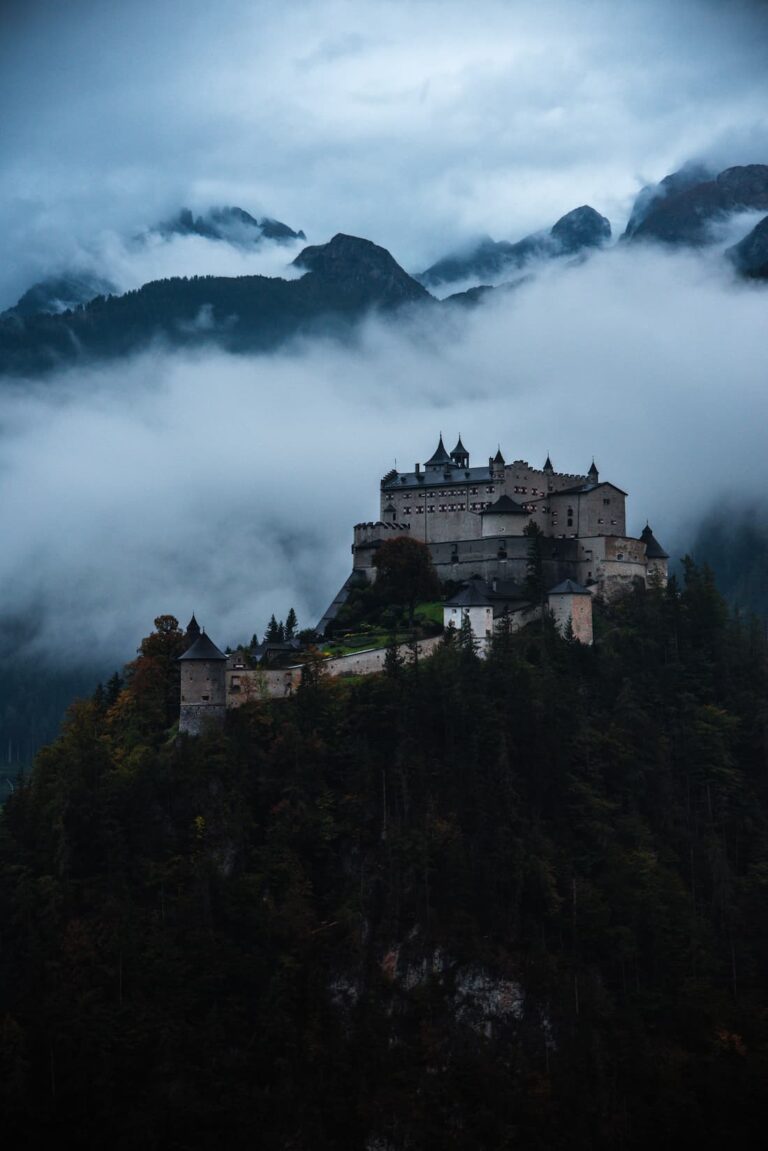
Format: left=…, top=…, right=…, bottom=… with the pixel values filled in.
left=110, top=614, right=186, bottom=739
left=373, top=536, right=440, bottom=625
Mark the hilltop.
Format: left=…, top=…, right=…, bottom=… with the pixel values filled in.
left=1, top=568, right=768, bottom=1148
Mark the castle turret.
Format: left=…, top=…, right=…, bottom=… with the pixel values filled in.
left=178, top=631, right=228, bottom=735
left=493, top=447, right=505, bottom=484
left=543, top=454, right=553, bottom=474
left=640, top=523, right=669, bottom=585
left=425, top=434, right=453, bottom=473
left=587, top=459, right=599, bottom=483
left=450, top=435, right=469, bottom=469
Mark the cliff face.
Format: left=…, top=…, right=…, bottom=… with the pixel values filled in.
left=2, top=574, right=768, bottom=1149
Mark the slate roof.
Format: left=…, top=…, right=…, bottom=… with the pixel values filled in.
left=382, top=464, right=491, bottom=490
left=493, top=448, right=505, bottom=464
left=445, top=578, right=531, bottom=611
left=550, top=480, right=628, bottom=497
left=426, top=434, right=452, bottom=465
left=451, top=435, right=468, bottom=457
left=548, top=579, right=592, bottom=596
left=444, top=582, right=495, bottom=607
left=640, top=524, right=669, bottom=559
left=544, top=454, right=553, bottom=471
left=178, top=632, right=228, bottom=661
left=481, top=494, right=529, bottom=516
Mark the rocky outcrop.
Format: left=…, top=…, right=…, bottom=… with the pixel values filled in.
left=156, top=205, right=306, bottom=244
left=624, top=164, right=768, bottom=245
left=727, top=214, right=768, bottom=277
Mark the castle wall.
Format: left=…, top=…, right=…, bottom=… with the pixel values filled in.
left=352, top=521, right=412, bottom=574
left=225, top=637, right=443, bottom=703
left=548, top=593, right=594, bottom=645
left=480, top=512, right=529, bottom=538
left=179, top=703, right=227, bottom=735
left=575, top=535, right=646, bottom=595
left=427, top=534, right=581, bottom=587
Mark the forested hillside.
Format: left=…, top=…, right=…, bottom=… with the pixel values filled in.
left=1, top=566, right=767, bottom=1148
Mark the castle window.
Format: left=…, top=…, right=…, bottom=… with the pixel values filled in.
left=567, top=518, right=573, bottom=527
left=486, top=486, right=495, bottom=493
left=202, top=694, right=210, bottom=702
left=610, top=519, right=616, bottom=525
left=603, top=498, right=611, bottom=505
left=597, top=518, right=604, bottom=524
left=427, top=505, right=434, bottom=513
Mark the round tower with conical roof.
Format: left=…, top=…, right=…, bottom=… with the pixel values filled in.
left=640, top=523, right=669, bottom=585
left=178, top=631, right=228, bottom=735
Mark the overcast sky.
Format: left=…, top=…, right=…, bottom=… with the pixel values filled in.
left=1, top=0, right=768, bottom=667
left=2, top=0, right=768, bottom=306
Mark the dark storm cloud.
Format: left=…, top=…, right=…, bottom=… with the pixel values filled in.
left=1, top=0, right=768, bottom=307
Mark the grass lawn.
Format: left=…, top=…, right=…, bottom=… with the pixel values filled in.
left=414, top=601, right=444, bottom=624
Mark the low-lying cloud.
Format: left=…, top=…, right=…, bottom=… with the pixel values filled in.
left=0, top=241, right=765, bottom=667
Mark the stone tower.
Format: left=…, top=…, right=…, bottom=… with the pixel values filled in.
left=178, top=631, right=228, bottom=735
left=547, top=579, right=594, bottom=645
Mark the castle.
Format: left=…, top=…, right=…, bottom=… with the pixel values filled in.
left=320, top=434, right=668, bottom=631
left=179, top=435, right=668, bottom=733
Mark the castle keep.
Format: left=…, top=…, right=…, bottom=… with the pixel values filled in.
left=348, top=435, right=667, bottom=596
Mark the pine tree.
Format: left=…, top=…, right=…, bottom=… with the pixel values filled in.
left=285, top=608, right=298, bottom=639
left=265, top=614, right=281, bottom=643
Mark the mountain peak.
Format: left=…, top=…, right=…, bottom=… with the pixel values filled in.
left=550, top=205, right=611, bottom=253
left=294, top=234, right=431, bottom=305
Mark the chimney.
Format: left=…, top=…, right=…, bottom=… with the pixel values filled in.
left=415, top=462, right=420, bottom=475
left=489, top=456, right=494, bottom=472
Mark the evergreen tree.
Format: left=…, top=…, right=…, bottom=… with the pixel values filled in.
left=285, top=608, right=298, bottom=639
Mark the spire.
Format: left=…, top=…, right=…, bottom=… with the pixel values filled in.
left=493, top=447, right=505, bottom=465
left=186, top=613, right=201, bottom=639
left=587, top=459, right=599, bottom=481
left=543, top=454, right=553, bottom=472
left=426, top=433, right=452, bottom=466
